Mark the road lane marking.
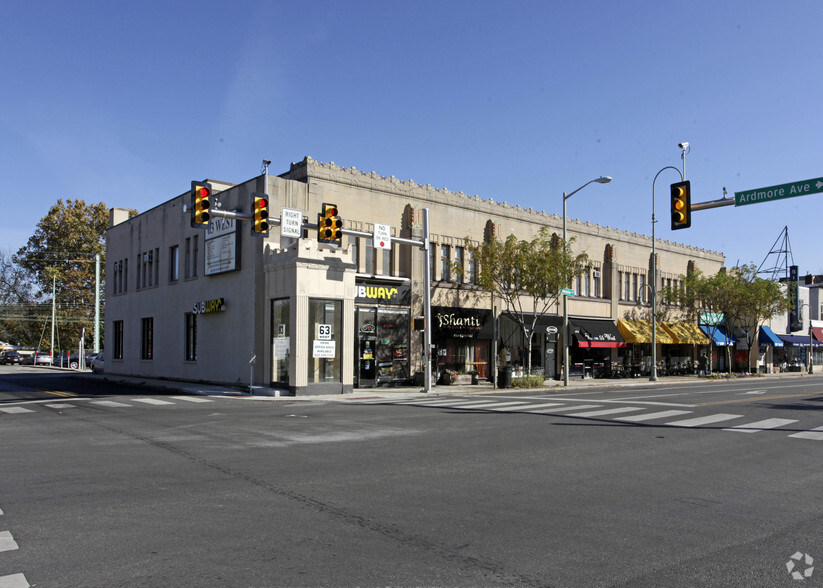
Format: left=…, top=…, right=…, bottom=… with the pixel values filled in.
left=0, top=407, right=34, bottom=414
left=666, top=414, right=743, bottom=427
left=92, top=400, right=132, bottom=408
left=695, top=392, right=822, bottom=407
left=455, top=401, right=533, bottom=410
left=0, top=573, right=29, bottom=588
left=724, top=418, right=798, bottom=433
left=495, top=402, right=566, bottom=412
left=545, top=397, right=694, bottom=407
left=788, top=426, right=823, bottom=441
left=535, top=404, right=602, bottom=413
left=45, top=390, right=76, bottom=397
left=616, top=410, right=693, bottom=422
left=170, top=396, right=214, bottom=403
left=45, top=403, right=76, bottom=409
left=133, top=398, right=175, bottom=406
left=564, top=407, right=646, bottom=418
left=0, top=531, right=19, bottom=552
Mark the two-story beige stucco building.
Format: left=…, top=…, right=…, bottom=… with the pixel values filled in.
left=104, top=157, right=726, bottom=394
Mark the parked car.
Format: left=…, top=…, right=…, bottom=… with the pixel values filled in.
left=1, top=350, right=23, bottom=365
left=89, top=354, right=104, bottom=374
left=55, top=351, right=82, bottom=369
left=22, top=352, right=54, bottom=365
left=84, top=352, right=102, bottom=368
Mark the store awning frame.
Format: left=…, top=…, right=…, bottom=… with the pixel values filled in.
left=699, top=324, right=737, bottom=346
left=661, top=322, right=711, bottom=345
left=779, top=333, right=823, bottom=347
left=569, top=318, right=626, bottom=348
left=759, top=325, right=784, bottom=347
left=617, top=319, right=676, bottom=345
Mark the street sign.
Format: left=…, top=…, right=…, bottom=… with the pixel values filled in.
left=561, top=288, right=575, bottom=296
left=281, top=208, right=303, bottom=238
left=373, top=223, right=391, bottom=250
left=735, top=177, right=823, bottom=207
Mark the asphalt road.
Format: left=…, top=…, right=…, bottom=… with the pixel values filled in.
left=2, top=367, right=823, bottom=587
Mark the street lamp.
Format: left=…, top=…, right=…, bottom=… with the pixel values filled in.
left=562, top=176, right=612, bottom=386
left=650, top=166, right=683, bottom=381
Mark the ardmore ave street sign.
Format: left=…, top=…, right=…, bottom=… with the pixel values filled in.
left=735, top=177, right=823, bottom=207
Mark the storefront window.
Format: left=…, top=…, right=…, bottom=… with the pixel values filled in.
left=271, top=298, right=290, bottom=384
left=307, top=299, right=342, bottom=383
left=377, top=308, right=410, bottom=383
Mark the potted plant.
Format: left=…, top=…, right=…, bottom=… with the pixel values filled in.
left=441, top=369, right=458, bottom=385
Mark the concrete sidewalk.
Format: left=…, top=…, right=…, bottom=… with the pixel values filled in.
left=83, top=369, right=821, bottom=402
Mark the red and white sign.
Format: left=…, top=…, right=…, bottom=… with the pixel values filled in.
left=373, top=223, right=391, bottom=250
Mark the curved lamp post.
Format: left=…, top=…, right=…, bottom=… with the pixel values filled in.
left=650, top=167, right=683, bottom=381
left=562, top=176, right=612, bottom=386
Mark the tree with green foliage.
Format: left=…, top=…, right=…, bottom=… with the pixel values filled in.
left=13, top=199, right=109, bottom=351
left=0, top=248, right=41, bottom=346
left=465, top=227, right=590, bottom=375
left=720, top=264, right=790, bottom=371
left=671, top=265, right=789, bottom=373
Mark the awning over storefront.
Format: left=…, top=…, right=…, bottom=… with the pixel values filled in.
left=699, top=325, right=737, bottom=346
left=661, top=322, right=710, bottom=345
left=569, top=318, right=626, bottom=348
left=779, top=333, right=823, bottom=347
left=759, top=325, right=784, bottom=347
left=813, top=327, right=823, bottom=343
left=617, top=319, right=676, bottom=345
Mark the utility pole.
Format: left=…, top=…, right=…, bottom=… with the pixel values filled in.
left=50, top=274, right=56, bottom=358
left=94, top=253, right=101, bottom=353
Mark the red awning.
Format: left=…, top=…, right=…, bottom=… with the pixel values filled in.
left=812, top=327, right=823, bottom=343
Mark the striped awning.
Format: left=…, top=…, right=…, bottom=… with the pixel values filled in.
left=661, top=322, right=711, bottom=345
left=617, top=319, right=676, bottom=345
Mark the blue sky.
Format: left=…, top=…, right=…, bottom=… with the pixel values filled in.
left=3, top=0, right=822, bottom=275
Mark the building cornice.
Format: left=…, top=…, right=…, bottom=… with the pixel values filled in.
left=288, top=156, right=724, bottom=262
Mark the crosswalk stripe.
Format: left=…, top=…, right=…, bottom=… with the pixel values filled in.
left=537, top=404, right=602, bottom=413
left=0, top=573, right=29, bottom=588
left=564, top=406, right=646, bottom=418
left=495, top=402, right=566, bottom=412
left=45, top=403, right=77, bottom=409
left=788, top=426, right=823, bottom=441
left=133, top=398, right=175, bottom=406
left=453, top=401, right=533, bottom=410
left=0, top=531, right=19, bottom=552
left=399, top=398, right=486, bottom=406
left=92, top=400, right=132, bottom=408
left=170, top=396, right=214, bottom=403
left=666, top=414, right=743, bottom=427
left=724, top=418, right=798, bottom=433
left=0, top=407, right=34, bottom=414
left=616, top=410, right=693, bottom=422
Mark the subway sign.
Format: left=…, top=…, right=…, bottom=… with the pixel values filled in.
left=192, top=297, right=226, bottom=315
left=354, top=281, right=411, bottom=305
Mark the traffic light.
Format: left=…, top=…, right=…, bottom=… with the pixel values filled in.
left=190, top=181, right=212, bottom=227
left=670, top=180, right=691, bottom=230
left=317, top=202, right=343, bottom=245
left=251, top=193, right=270, bottom=236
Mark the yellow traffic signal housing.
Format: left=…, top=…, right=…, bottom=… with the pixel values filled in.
left=318, top=202, right=343, bottom=245
left=251, top=193, right=270, bottom=236
left=190, top=181, right=212, bottom=227
left=670, top=180, right=691, bottom=230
